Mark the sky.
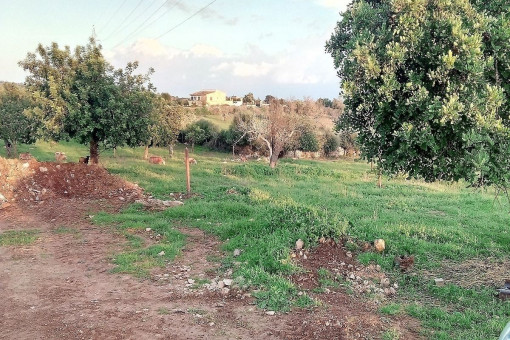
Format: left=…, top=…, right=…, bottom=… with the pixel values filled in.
left=0, top=0, right=350, bottom=100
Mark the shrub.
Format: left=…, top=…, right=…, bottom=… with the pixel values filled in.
left=323, top=132, right=339, bottom=156
left=298, top=130, right=320, bottom=152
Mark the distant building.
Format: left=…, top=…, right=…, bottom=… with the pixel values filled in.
left=190, top=89, right=230, bottom=106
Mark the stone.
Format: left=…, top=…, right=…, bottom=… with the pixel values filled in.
left=374, top=239, right=385, bottom=252
left=0, top=193, right=6, bottom=202
left=233, top=249, right=242, bottom=257
left=158, top=251, right=165, bottom=256
left=381, top=278, right=390, bottom=287
left=145, top=228, right=152, bottom=232
left=221, top=288, right=230, bottom=295
left=39, top=167, right=48, bottom=173
left=346, top=251, right=353, bottom=258
left=434, top=278, right=445, bottom=286
left=223, top=279, right=233, bottom=286
left=295, top=239, right=304, bottom=250
left=303, top=254, right=307, bottom=260
left=187, top=279, right=195, bottom=284
left=217, top=281, right=225, bottom=289
left=266, top=311, right=275, bottom=316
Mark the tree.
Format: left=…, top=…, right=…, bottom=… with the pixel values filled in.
left=299, top=129, right=320, bottom=152
left=0, top=83, right=41, bottom=157
left=323, top=132, right=339, bottom=157
left=19, top=38, right=155, bottom=164
left=151, top=95, right=186, bottom=157
left=326, top=0, right=509, bottom=187
left=243, top=92, right=255, bottom=105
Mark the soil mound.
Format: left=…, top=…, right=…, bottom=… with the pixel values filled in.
left=0, top=157, right=143, bottom=204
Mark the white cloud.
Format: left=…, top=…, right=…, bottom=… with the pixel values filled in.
left=190, top=44, right=224, bottom=57
left=107, top=36, right=339, bottom=99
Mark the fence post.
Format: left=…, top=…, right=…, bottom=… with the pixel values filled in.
left=185, top=147, right=191, bottom=194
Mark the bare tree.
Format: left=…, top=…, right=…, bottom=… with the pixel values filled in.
left=236, top=100, right=301, bottom=168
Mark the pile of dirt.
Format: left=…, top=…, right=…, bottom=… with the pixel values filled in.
left=0, top=157, right=144, bottom=205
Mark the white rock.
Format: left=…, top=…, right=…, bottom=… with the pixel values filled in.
left=233, top=249, right=242, bottom=257
left=145, top=228, right=152, bottom=232
left=223, top=279, right=233, bottom=286
left=158, top=251, right=165, bottom=256
left=266, top=311, right=275, bottom=316
left=39, top=167, right=48, bottom=172
left=217, top=281, right=225, bottom=289
left=187, top=279, right=195, bottom=284
left=381, top=278, right=390, bottom=287
left=295, top=239, right=304, bottom=250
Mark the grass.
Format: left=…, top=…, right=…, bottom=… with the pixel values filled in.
left=3, top=139, right=510, bottom=339
left=93, top=204, right=186, bottom=278
left=0, top=230, right=39, bottom=246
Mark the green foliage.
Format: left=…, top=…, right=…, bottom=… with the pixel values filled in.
left=323, top=132, right=339, bottom=156
left=0, top=83, right=41, bottom=156
left=19, top=38, right=155, bottom=162
left=299, top=129, right=320, bottom=152
left=182, top=119, right=219, bottom=149
left=150, top=96, right=185, bottom=150
left=326, top=0, right=510, bottom=186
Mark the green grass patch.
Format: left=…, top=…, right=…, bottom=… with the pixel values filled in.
left=93, top=204, right=186, bottom=278
left=0, top=230, right=39, bottom=246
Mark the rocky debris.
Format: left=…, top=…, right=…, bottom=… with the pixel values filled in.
left=374, top=239, right=385, bottom=252
left=394, top=255, right=415, bottom=272
left=497, top=280, right=510, bottom=301
left=296, top=239, right=304, bottom=250
left=0, top=157, right=144, bottom=204
left=233, top=249, right=242, bottom=257
left=135, top=198, right=184, bottom=211
left=434, top=278, right=445, bottom=286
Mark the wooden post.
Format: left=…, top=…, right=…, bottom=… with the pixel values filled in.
left=185, top=147, right=191, bottom=194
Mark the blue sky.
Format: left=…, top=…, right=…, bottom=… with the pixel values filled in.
left=0, top=0, right=350, bottom=99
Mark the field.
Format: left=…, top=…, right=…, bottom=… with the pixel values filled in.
left=1, top=140, right=510, bottom=339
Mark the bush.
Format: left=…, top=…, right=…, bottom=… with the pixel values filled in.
left=323, top=133, right=339, bottom=156
left=299, top=130, right=320, bottom=152
left=181, top=119, right=219, bottom=149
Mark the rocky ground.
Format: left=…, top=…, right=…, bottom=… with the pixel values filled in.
left=0, top=157, right=422, bottom=339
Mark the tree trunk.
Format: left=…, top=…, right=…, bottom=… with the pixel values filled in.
left=377, top=171, right=382, bottom=188
left=191, top=142, right=194, bottom=153
left=89, top=138, right=99, bottom=164
left=269, top=152, right=279, bottom=169
left=168, top=144, right=174, bottom=157
left=143, top=145, right=149, bottom=160
left=4, top=139, right=13, bottom=158
left=12, top=142, right=18, bottom=158
left=113, top=147, right=117, bottom=158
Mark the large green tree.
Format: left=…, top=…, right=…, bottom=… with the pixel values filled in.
left=19, top=38, right=155, bottom=164
left=0, top=83, right=40, bottom=157
left=326, top=0, right=510, bottom=187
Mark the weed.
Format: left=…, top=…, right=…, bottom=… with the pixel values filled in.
left=382, top=328, right=401, bottom=340
left=157, top=307, right=169, bottom=315
left=0, top=230, right=39, bottom=246
left=380, top=303, right=402, bottom=315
